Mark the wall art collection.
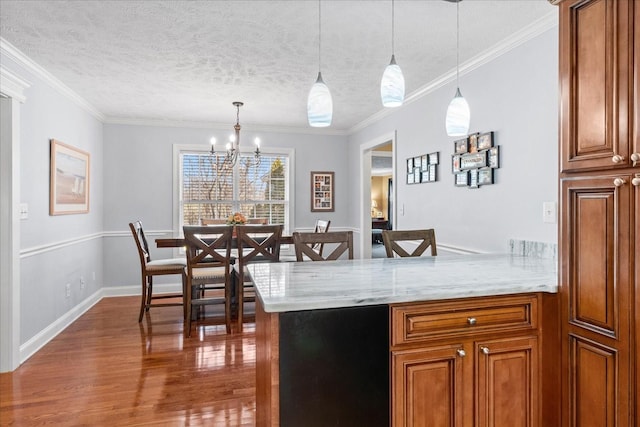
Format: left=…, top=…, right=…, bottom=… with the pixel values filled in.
left=451, top=131, right=499, bottom=189
left=406, top=152, right=439, bottom=184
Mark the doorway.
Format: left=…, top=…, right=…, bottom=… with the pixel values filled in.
left=359, top=132, right=396, bottom=259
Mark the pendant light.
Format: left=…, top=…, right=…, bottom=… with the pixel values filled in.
left=380, top=0, right=405, bottom=107
left=445, top=0, right=470, bottom=136
left=307, top=0, right=333, bottom=127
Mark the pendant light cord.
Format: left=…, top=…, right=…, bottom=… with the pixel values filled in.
left=456, top=0, right=460, bottom=88
left=391, top=0, right=395, bottom=55
left=318, top=0, right=322, bottom=72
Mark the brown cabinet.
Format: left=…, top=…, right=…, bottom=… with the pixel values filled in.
left=391, top=295, right=541, bottom=427
left=559, top=1, right=639, bottom=425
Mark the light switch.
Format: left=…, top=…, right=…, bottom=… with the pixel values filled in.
left=19, top=203, right=28, bottom=220
left=543, top=202, right=556, bottom=224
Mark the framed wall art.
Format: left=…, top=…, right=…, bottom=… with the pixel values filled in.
left=311, top=171, right=334, bottom=212
left=50, top=139, right=90, bottom=215
left=450, top=130, right=499, bottom=189
left=406, top=152, right=440, bottom=184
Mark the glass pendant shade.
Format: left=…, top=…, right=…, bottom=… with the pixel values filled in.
left=445, top=87, right=470, bottom=136
left=307, top=72, right=333, bottom=127
left=380, top=54, right=405, bottom=107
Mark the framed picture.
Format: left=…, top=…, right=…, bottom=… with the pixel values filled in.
left=428, top=165, right=437, bottom=182
left=469, top=169, right=479, bottom=188
left=478, top=131, right=494, bottom=150
left=455, top=171, right=468, bottom=187
left=413, top=168, right=421, bottom=184
left=49, top=139, right=90, bottom=215
left=407, top=171, right=415, bottom=184
left=310, top=171, right=334, bottom=212
left=478, top=168, right=494, bottom=185
left=407, top=158, right=414, bottom=173
left=454, top=138, right=468, bottom=154
left=460, top=151, right=487, bottom=170
left=421, top=167, right=430, bottom=183
left=452, top=154, right=461, bottom=173
left=421, top=155, right=428, bottom=171
left=428, top=152, right=439, bottom=165
left=488, top=146, right=500, bottom=168
left=468, top=133, right=479, bottom=153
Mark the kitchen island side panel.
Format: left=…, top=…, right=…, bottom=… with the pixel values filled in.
left=278, top=305, right=390, bottom=427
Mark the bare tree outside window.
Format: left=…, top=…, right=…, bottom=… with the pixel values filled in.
left=181, top=151, right=289, bottom=228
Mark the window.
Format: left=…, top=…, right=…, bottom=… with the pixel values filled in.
left=176, top=146, right=292, bottom=233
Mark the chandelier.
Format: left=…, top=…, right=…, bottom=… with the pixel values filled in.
left=209, top=101, right=261, bottom=167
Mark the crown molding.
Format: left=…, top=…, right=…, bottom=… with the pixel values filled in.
left=0, top=66, right=31, bottom=103
left=349, top=10, right=558, bottom=134
left=103, top=116, right=350, bottom=136
left=0, top=37, right=105, bottom=121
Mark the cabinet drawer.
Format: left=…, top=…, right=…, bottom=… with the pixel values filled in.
left=391, top=295, right=538, bottom=347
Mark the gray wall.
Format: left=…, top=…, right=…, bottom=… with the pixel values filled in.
left=102, top=124, right=349, bottom=288
left=0, top=54, right=105, bottom=344
left=347, top=27, right=559, bottom=253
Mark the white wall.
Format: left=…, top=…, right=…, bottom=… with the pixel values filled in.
left=347, top=27, right=559, bottom=253
left=102, top=124, right=349, bottom=288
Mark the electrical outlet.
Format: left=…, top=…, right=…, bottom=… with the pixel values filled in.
left=80, top=277, right=85, bottom=289
left=65, top=283, right=71, bottom=297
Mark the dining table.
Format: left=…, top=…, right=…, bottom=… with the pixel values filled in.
left=155, top=234, right=294, bottom=248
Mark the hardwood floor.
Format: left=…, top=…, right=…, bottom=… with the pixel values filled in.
left=0, top=296, right=257, bottom=426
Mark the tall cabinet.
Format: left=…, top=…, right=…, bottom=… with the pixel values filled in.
left=558, top=0, right=639, bottom=426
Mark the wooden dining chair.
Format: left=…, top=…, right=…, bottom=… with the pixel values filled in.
left=293, top=231, right=353, bottom=261
left=312, top=219, right=331, bottom=256
left=182, top=225, right=234, bottom=336
left=129, top=221, right=187, bottom=322
left=381, top=229, right=437, bottom=258
left=235, top=224, right=283, bottom=332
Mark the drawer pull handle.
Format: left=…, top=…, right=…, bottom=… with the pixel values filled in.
left=631, top=153, right=640, bottom=166
left=480, top=346, right=490, bottom=355
left=612, top=154, right=625, bottom=163
left=613, top=178, right=626, bottom=187
left=467, top=317, right=477, bottom=325
left=632, top=175, right=640, bottom=187
left=456, top=349, right=466, bottom=358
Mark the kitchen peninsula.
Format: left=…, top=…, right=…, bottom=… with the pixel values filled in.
left=249, top=254, right=559, bottom=427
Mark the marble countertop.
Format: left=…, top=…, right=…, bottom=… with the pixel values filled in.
left=247, top=254, right=558, bottom=313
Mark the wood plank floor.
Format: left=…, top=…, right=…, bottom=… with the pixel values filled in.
left=0, top=296, right=257, bottom=426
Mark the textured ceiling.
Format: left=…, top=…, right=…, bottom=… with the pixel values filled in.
left=0, top=0, right=555, bottom=132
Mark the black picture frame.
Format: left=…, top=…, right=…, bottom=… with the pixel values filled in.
left=454, top=138, right=468, bottom=154
left=488, top=146, right=500, bottom=168
left=478, top=131, right=494, bottom=150
left=478, top=168, right=494, bottom=185
left=455, top=171, right=468, bottom=187
left=428, top=152, right=439, bottom=165
left=468, top=169, right=479, bottom=188
left=468, top=133, right=480, bottom=153
left=452, top=154, right=461, bottom=173
left=460, top=151, right=487, bottom=170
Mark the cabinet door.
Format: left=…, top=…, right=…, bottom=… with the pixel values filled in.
left=475, top=336, right=538, bottom=427
left=559, top=0, right=633, bottom=172
left=560, top=176, right=633, bottom=427
left=392, top=345, right=467, bottom=427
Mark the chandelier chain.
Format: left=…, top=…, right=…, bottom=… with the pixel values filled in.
left=391, top=0, right=395, bottom=55
left=318, top=0, right=322, bottom=72
left=456, top=0, right=460, bottom=88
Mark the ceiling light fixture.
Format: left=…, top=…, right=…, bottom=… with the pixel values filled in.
left=209, top=101, right=261, bottom=167
left=380, top=0, right=405, bottom=107
left=445, top=0, right=470, bottom=137
left=307, top=0, right=333, bottom=127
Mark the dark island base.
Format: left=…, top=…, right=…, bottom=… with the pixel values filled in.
left=277, top=305, right=390, bottom=427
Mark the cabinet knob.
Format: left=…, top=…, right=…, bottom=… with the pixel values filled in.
left=631, top=153, right=640, bottom=167
left=612, top=154, right=625, bottom=164
left=467, top=317, right=477, bottom=325
left=480, top=346, right=490, bottom=355
left=456, top=349, right=466, bottom=358
left=632, top=175, right=640, bottom=187
left=613, top=178, right=626, bottom=187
